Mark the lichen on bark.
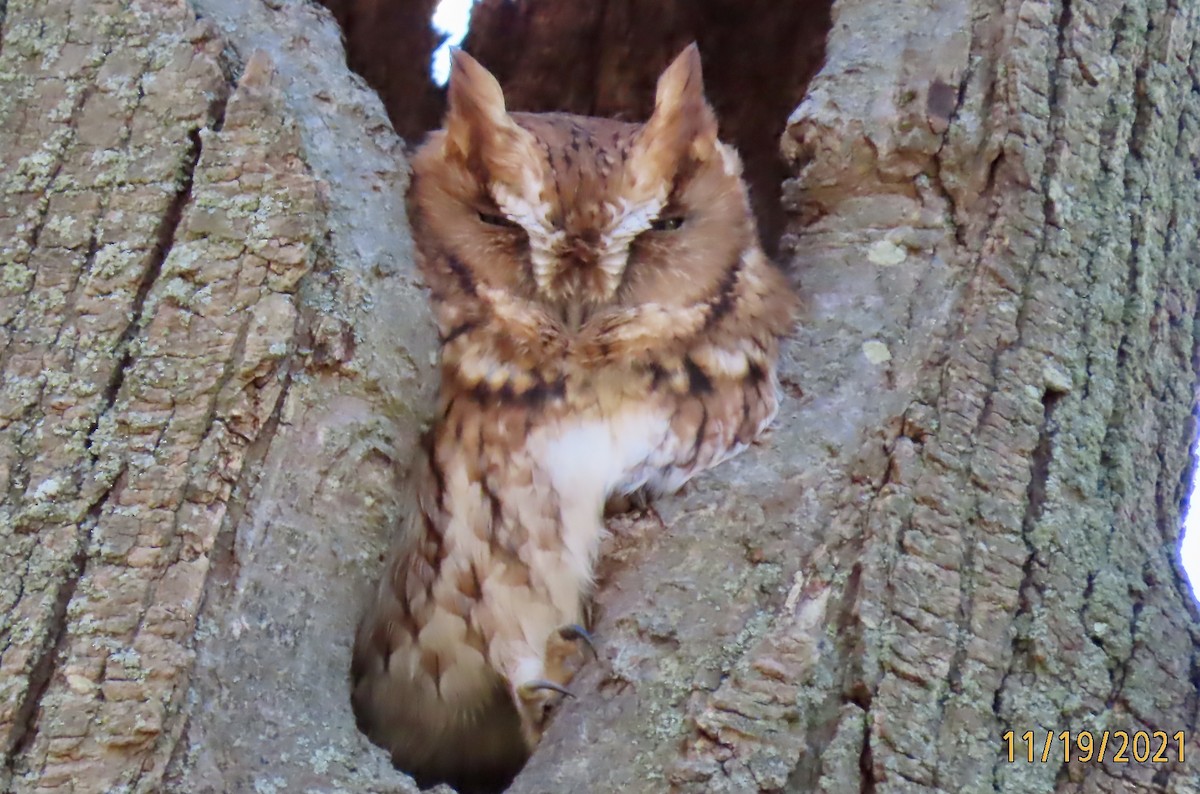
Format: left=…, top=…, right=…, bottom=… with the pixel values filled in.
left=0, top=0, right=422, bottom=790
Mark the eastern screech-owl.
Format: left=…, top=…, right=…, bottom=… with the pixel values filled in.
left=351, top=44, right=797, bottom=793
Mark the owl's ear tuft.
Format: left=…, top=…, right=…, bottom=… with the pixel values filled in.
left=444, top=49, right=521, bottom=165
left=634, top=43, right=719, bottom=179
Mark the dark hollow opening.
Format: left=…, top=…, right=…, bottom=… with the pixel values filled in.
left=321, top=0, right=833, bottom=257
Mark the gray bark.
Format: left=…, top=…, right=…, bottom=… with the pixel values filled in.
left=0, top=0, right=1197, bottom=793
left=1, top=0, right=425, bottom=790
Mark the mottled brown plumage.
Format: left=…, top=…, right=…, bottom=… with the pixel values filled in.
left=351, top=45, right=796, bottom=792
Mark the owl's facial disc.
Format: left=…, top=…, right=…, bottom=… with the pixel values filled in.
left=429, top=46, right=750, bottom=327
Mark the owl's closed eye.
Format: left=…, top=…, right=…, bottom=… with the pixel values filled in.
left=409, top=43, right=771, bottom=337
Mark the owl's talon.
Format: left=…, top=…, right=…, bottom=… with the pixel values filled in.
left=605, top=488, right=650, bottom=516
left=558, top=623, right=598, bottom=659
left=519, top=679, right=575, bottom=700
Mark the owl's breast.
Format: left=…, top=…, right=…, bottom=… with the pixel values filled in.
left=532, top=406, right=677, bottom=500
left=523, top=404, right=677, bottom=580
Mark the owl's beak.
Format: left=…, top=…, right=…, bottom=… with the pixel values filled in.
left=563, top=302, right=586, bottom=332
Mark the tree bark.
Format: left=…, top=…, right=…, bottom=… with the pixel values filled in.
left=1, top=1, right=1198, bottom=794
left=0, top=0, right=426, bottom=791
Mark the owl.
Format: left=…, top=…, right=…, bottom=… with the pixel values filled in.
left=351, top=44, right=797, bottom=793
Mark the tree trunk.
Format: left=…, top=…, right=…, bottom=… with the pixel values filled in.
left=1, top=1, right=1197, bottom=794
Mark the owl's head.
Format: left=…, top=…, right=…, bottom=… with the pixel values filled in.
left=409, top=44, right=761, bottom=330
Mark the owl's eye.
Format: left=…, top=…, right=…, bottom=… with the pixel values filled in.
left=649, top=216, right=685, bottom=232
left=478, top=211, right=521, bottom=229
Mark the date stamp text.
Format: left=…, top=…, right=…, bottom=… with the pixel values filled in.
left=1002, top=730, right=1185, bottom=764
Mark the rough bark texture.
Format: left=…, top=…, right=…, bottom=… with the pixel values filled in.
left=0, top=0, right=1198, bottom=793
left=0, top=0, right=426, bottom=790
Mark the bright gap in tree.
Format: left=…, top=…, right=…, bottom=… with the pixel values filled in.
left=1182, top=461, right=1200, bottom=599
left=431, top=0, right=474, bottom=86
